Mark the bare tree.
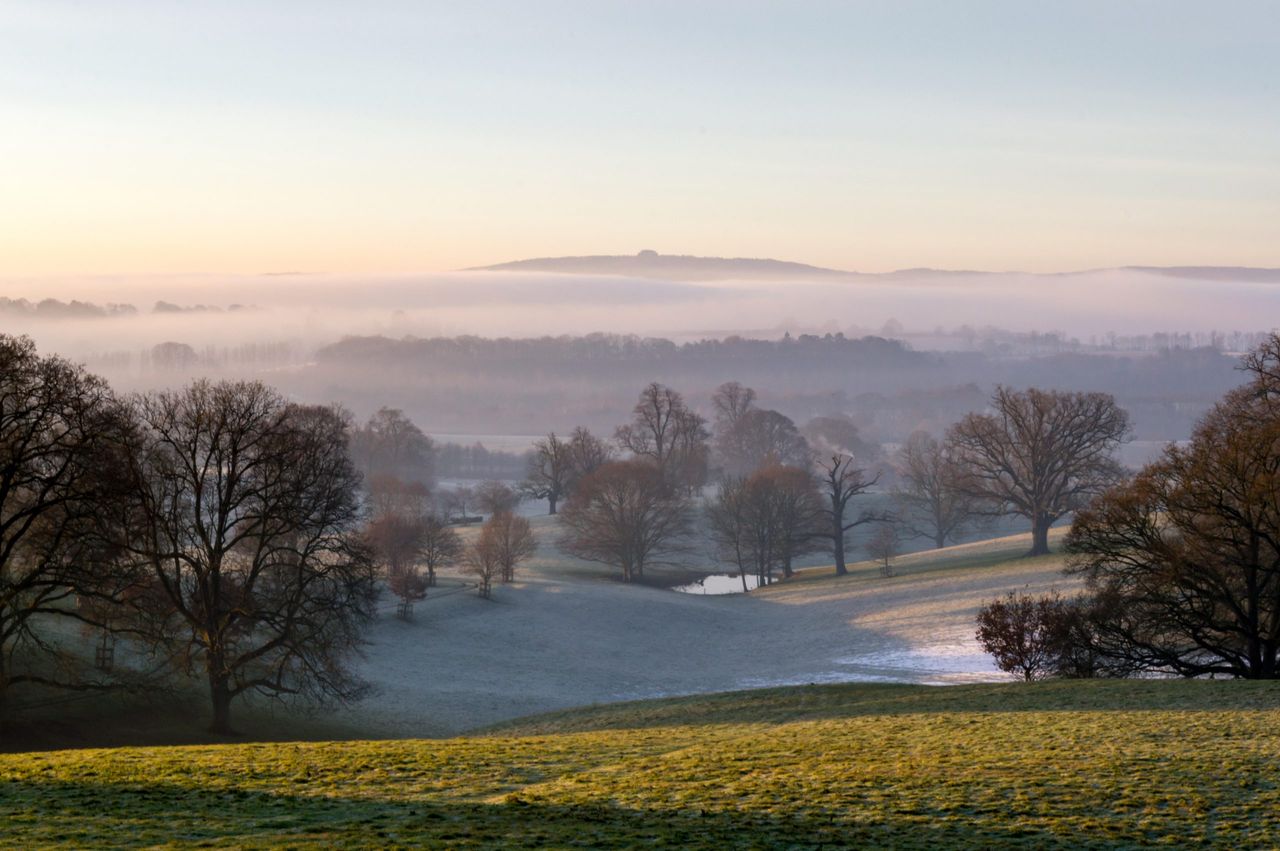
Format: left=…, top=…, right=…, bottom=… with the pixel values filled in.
left=365, top=512, right=428, bottom=619
left=711, top=380, right=756, bottom=428
left=122, top=380, right=377, bottom=734
left=716, top=408, right=811, bottom=478
left=520, top=432, right=572, bottom=514
left=706, top=476, right=759, bottom=592
left=866, top=522, right=900, bottom=577
left=615, top=383, right=709, bottom=491
left=893, top=431, right=976, bottom=549
left=948, top=387, right=1130, bottom=557
left=0, top=336, right=138, bottom=709
left=1066, top=337, right=1280, bottom=678
left=817, top=453, right=886, bottom=576
left=559, top=461, right=693, bottom=582
left=463, top=532, right=500, bottom=599
left=349, top=407, right=435, bottom=488
left=485, top=511, right=537, bottom=583
left=756, top=465, right=826, bottom=579
left=566, top=426, right=614, bottom=488
left=418, top=515, right=462, bottom=587
left=475, top=480, right=520, bottom=516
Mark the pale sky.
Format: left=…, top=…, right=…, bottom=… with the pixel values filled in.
left=2, top=1, right=1278, bottom=276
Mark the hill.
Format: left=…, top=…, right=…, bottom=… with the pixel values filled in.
left=3, top=678, right=1278, bottom=847
left=468, top=249, right=848, bottom=280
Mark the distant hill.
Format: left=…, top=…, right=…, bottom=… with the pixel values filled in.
left=468, top=250, right=849, bottom=280
left=470, top=252, right=1280, bottom=283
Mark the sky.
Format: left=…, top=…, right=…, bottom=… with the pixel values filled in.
left=2, top=1, right=1278, bottom=276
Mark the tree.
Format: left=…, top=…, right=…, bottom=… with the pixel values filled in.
left=866, top=522, right=900, bottom=577
left=0, top=336, right=137, bottom=710
left=1066, top=336, right=1280, bottom=678
left=711, top=381, right=756, bottom=474
left=817, top=453, right=886, bottom=576
left=475, top=480, right=520, bottom=516
left=365, top=512, right=428, bottom=619
left=485, top=511, right=537, bottom=583
left=716, top=408, right=811, bottom=478
left=615, top=383, right=709, bottom=491
left=566, top=426, right=614, bottom=489
left=349, top=407, right=435, bottom=488
left=975, top=590, right=1079, bottom=681
left=948, top=387, right=1129, bottom=557
left=893, top=431, right=977, bottom=549
left=418, top=515, right=462, bottom=587
left=520, top=432, right=572, bottom=514
left=463, top=532, right=500, bottom=599
left=440, top=486, right=476, bottom=522
left=559, top=461, right=693, bottom=582
left=801, top=414, right=881, bottom=462
left=122, top=381, right=377, bottom=734
left=706, top=476, right=758, bottom=593
left=755, top=465, right=826, bottom=579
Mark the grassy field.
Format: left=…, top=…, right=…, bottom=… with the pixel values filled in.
left=3, top=678, right=1279, bottom=848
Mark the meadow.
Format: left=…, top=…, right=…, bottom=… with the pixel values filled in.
left=3, top=678, right=1278, bottom=848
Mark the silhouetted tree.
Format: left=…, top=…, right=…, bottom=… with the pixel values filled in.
left=949, top=387, right=1129, bottom=556
left=520, top=432, right=572, bottom=514
left=817, top=453, right=886, bottom=576
left=559, top=461, right=693, bottom=582
left=566, top=426, right=615, bottom=493
left=0, top=337, right=137, bottom=710
left=122, top=381, right=377, bottom=734
left=1066, top=336, right=1280, bottom=678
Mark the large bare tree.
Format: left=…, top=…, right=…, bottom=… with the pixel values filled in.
left=520, top=432, right=573, bottom=514
left=349, top=407, right=436, bottom=488
left=559, top=461, right=693, bottom=582
left=893, top=430, right=977, bottom=549
left=0, top=337, right=137, bottom=709
left=817, top=453, right=885, bottom=576
left=1067, top=337, right=1280, bottom=678
left=706, top=465, right=824, bottom=589
left=948, top=387, right=1129, bottom=556
left=123, top=380, right=377, bottom=733
left=615, top=383, right=709, bottom=492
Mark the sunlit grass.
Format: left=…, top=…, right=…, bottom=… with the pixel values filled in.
left=3, top=678, right=1278, bottom=848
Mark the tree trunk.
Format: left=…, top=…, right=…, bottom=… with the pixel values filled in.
left=782, top=555, right=793, bottom=579
left=548, top=494, right=558, bottom=515
left=427, top=566, right=436, bottom=587
left=935, top=532, right=946, bottom=549
left=832, top=527, right=847, bottom=576
left=1028, top=518, right=1051, bottom=557
left=208, top=669, right=235, bottom=735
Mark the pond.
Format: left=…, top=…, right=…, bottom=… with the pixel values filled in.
left=673, top=573, right=762, bottom=595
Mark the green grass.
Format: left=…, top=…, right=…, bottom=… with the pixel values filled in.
left=3, top=678, right=1279, bottom=848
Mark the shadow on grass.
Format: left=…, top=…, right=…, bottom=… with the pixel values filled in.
left=0, top=776, right=1118, bottom=849
left=487, top=678, right=1280, bottom=735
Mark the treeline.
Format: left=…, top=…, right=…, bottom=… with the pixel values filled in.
left=0, top=297, right=254, bottom=319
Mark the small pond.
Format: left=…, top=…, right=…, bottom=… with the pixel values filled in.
left=673, top=573, right=762, bottom=595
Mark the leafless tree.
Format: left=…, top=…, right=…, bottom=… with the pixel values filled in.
left=462, top=532, right=501, bottom=599
left=801, top=414, right=881, bottom=463
left=717, top=408, right=811, bottom=478
left=1066, top=337, right=1280, bottom=678
left=893, top=430, right=977, bottom=549
left=559, top=461, right=693, bottom=582
left=866, top=522, right=900, bottom=577
left=948, top=387, right=1130, bottom=556
left=349, top=407, right=435, bottom=488
left=566, top=426, right=614, bottom=488
left=817, top=453, right=886, bottom=576
left=365, top=512, right=428, bottom=618
left=615, top=383, right=709, bottom=492
left=520, top=432, right=573, bottom=514
left=475, top=480, right=520, bottom=516
left=485, top=511, right=537, bottom=583
left=706, top=465, right=824, bottom=589
left=0, top=336, right=138, bottom=709
left=122, top=380, right=377, bottom=734
left=711, top=380, right=756, bottom=428
left=756, top=465, right=826, bottom=579
left=418, top=515, right=463, bottom=587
